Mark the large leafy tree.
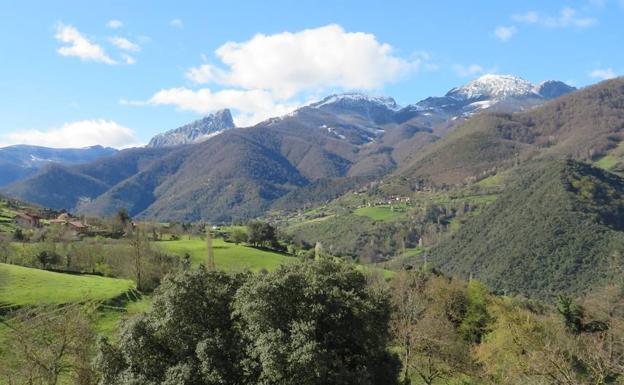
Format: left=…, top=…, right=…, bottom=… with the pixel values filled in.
left=246, top=221, right=278, bottom=248
left=95, top=260, right=399, bottom=385
left=233, top=259, right=400, bottom=385
left=95, top=267, right=248, bottom=385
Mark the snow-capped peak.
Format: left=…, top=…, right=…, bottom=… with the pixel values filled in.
left=311, top=92, right=400, bottom=110
left=446, top=74, right=537, bottom=101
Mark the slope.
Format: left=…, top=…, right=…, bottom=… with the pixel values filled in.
left=399, top=77, right=624, bottom=186
left=431, top=160, right=624, bottom=298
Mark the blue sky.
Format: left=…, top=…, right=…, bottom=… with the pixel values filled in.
left=0, top=0, right=622, bottom=148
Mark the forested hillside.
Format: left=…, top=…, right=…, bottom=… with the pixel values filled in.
left=432, top=160, right=624, bottom=298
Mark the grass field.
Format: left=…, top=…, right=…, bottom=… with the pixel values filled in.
left=95, top=296, right=152, bottom=336
left=595, top=154, right=619, bottom=170
left=0, top=263, right=135, bottom=307
left=155, top=238, right=297, bottom=271
left=353, top=205, right=406, bottom=221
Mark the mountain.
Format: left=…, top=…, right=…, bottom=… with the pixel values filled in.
left=0, top=145, right=118, bottom=187
left=147, top=109, right=235, bottom=147
left=2, top=75, right=578, bottom=222
left=395, top=74, right=576, bottom=135
left=4, top=147, right=173, bottom=211
left=395, top=77, right=624, bottom=186
left=431, top=159, right=624, bottom=298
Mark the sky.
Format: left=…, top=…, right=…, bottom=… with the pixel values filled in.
left=0, top=0, right=622, bottom=148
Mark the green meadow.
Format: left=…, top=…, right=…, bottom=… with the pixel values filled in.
left=155, top=237, right=297, bottom=271
left=0, top=263, right=134, bottom=307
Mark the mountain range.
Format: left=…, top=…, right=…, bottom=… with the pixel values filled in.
left=2, top=74, right=578, bottom=221
left=0, top=145, right=117, bottom=188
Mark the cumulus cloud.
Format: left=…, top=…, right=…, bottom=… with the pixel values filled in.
left=106, top=19, right=123, bottom=29
left=494, top=26, right=517, bottom=41
left=0, top=120, right=140, bottom=148
left=170, top=19, right=183, bottom=28
left=144, top=87, right=300, bottom=127
left=513, top=7, right=596, bottom=28
left=453, top=64, right=486, bottom=77
left=185, top=24, right=424, bottom=99
left=127, top=24, right=428, bottom=126
left=55, top=23, right=116, bottom=64
left=589, top=68, right=617, bottom=80
left=109, top=36, right=140, bottom=52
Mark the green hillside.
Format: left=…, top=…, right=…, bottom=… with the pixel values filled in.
left=0, top=263, right=135, bottom=307
left=155, top=238, right=297, bottom=271
left=431, top=160, right=624, bottom=298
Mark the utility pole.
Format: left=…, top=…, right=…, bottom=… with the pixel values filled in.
left=206, top=226, right=215, bottom=270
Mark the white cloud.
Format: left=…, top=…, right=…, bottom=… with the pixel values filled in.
left=170, top=19, right=183, bottom=28
left=129, top=24, right=428, bottom=126
left=106, top=19, right=123, bottom=29
left=513, top=8, right=597, bottom=28
left=589, top=68, right=617, bottom=80
left=494, top=26, right=517, bottom=41
left=109, top=36, right=140, bottom=52
left=453, top=64, right=485, bottom=77
left=55, top=23, right=117, bottom=64
left=143, top=87, right=301, bottom=127
left=512, top=11, right=539, bottom=24
left=0, top=120, right=139, bottom=148
left=185, top=24, right=424, bottom=99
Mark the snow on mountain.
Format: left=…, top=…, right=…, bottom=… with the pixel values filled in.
left=446, top=74, right=537, bottom=101
left=311, top=92, right=400, bottom=110
left=147, top=109, right=235, bottom=148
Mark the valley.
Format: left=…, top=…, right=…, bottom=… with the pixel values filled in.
left=1, top=72, right=623, bottom=385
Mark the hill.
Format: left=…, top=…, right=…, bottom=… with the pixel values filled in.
left=431, top=160, right=624, bottom=298
left=0, top=263, right=135, bottom=307
left=398, top=77, right=624, bottom=186
left=155, top=238, right=297, bottom=271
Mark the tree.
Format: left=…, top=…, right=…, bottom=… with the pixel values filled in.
left=13, top=228, right=25, bottom=241
left=0, top=304, right=96, bottom=385
left=128, top=227, right=149, bottom=291
left=0, top=234, right=12, bottom=263
left=458, top=280, right=493, bottom=343
left=95, top=268, right=248, bottom=385
left=127, top=226, right=180, bottom=292
left=96, top=260, right=399, bottom=385
left=36, top=250, right=61, bottom=270
left=206, top=227, right=215, bottom=270
left=556, top=294, right=585, bottom=333
left=234, top=259, right=400, bottom=385
left=230, top=228, right=247, bottom=245
left=390, top=270, right=429, bottom=383
left=246, top=221, right=278, bottom=248
left=116, top=208, right=131, bottom=227
left=390, top=272, right=473, bottom=385
left=476, top=288, right=624, bottom=385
